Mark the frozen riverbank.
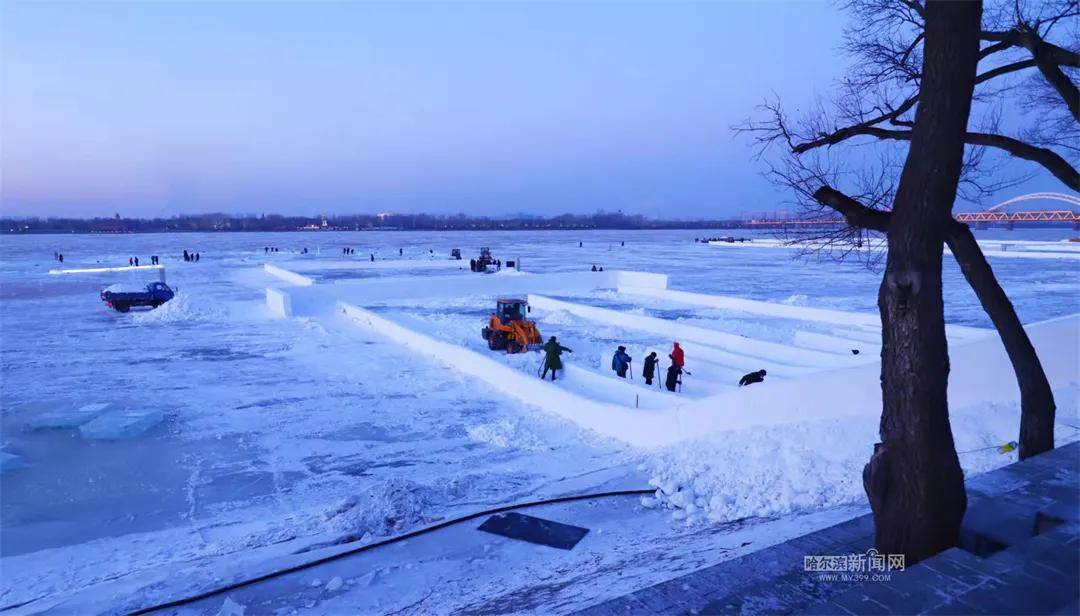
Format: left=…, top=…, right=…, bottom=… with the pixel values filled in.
left=1, top=229, right=1077, bottom=613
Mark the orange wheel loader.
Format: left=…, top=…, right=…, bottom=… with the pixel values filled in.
left=481, top=298, right=543, bottom=353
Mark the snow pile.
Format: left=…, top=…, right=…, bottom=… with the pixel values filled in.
left=644, top=383, right=1080, bottom=525
left=216, top=597, right=246, bottom=616
left=780, top=294, right=809, bottom=306
left=467, top=418, right=550, bottom=451
left=642, top=416, right=874, bottom=524
left=133, top=291, right=226, bottom=324
left=103, top=282, right=147, bottom=293
left=322, top=477, right=438, bottom=537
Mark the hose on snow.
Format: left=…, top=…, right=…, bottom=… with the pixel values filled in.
left=122, top=487, right=654, bottom=615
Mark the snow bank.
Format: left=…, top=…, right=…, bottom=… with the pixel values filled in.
left=467, top=418, right=550, bottom=451
left=321, top=474, right=507, bottom=539
left=323, top=478, right=437, bottom=537
left=644, top=315, right=1080, bottom=522
left=643, top=415, right=874, bottom=524
left=132, top=292, right=226, bottom=323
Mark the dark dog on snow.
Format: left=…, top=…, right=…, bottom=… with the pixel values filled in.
left=738, top=369, right=767, bottom=387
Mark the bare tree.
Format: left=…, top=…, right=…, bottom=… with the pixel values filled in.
left=738, top=0, right=1078, bottom=461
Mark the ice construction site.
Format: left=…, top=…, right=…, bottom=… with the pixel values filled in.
left=1, top=229, right=1077, bottom=614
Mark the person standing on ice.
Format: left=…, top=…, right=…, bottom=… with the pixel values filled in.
left=665, top=364, right=682, bottom=392
left=643, top=352, right=658, bottom=385
left=542, top=336, right=572, bottom=381
left=669, top=342, right=685, bottom=369
left=611, top=346, right=632, bottom=378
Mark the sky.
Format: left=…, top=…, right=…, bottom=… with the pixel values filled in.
left=0, top=1, right=1063, bottom=219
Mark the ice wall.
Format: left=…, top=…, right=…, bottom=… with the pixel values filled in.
left=265, top=287, right=293, bottom=318
left=338, top=302, right=683, bottom=447
left=528, top=294, right=866, bottom=369
left=48, top=264, right=167, bottom=283
left=281, top=259, right=469, bottom=272
left=268, top=269, right=669, bottom=317
left=342, top=302, right=1077, bottom=447
left=263, top=264, right=315, bottom=286
left=619, top=286, right=989, bottom=340
left=671, top=313, right=1080, bottom=438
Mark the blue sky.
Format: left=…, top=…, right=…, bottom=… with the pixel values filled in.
left=0, top=2, right=1058, bottom=218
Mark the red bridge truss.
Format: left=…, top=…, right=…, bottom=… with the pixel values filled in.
left=743, top=192, right=1079, bottom=227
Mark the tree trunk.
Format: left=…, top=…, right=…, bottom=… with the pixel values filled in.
left=816, top=186, right=1059, bottom=461
left=946, top=223, right=1056, bottom=458
left=863, top=0, right=982, bottom=565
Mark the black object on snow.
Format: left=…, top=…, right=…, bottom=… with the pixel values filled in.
left=477, top=512, right=589, bottom=550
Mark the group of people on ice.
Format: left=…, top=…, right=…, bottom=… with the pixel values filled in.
left=611, top=342, right=687, bottom=392
left=541, top=336, right=767, bottom=392
left=127, top=255, right=163, bottom=266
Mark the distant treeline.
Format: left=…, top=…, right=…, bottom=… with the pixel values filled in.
left=2, top=212, right=750, bottom=234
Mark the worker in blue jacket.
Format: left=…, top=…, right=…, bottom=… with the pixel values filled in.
left=611, top=346, right=632, bottom=378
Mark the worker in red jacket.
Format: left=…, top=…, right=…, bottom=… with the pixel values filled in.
left=669, top=342, right=685, bottom=369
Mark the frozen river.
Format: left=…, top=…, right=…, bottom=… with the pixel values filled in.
left=1, top=228, right=1077, bottom=613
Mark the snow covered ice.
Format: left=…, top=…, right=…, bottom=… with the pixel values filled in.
left=1, top=229, right=1077, bottom=613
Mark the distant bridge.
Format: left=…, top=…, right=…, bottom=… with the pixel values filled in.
left=742, top=192, right=1079, bottom=229
left=955, top=192, right=1079, bottom=227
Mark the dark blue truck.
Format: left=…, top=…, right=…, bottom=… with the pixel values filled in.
left=101, top=282, right=175, bottom=312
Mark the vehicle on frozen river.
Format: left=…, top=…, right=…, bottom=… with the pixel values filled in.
left=100, top=281, right=175, bottom=312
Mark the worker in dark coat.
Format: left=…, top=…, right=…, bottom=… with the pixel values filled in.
left=611, top=346, right=632, bottom=378
left=643, top=352, right=658, bottom=385
left=739, top=369, right=767, bottom=386
left=542, top=336, right=572, bottom=381
left=665, top=364, right=682, bottom=392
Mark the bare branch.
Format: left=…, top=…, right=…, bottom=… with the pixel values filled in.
left=813, top=186, right=890, bottom=231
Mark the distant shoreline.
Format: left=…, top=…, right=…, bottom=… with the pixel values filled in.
left=4, top=215, right=1070, bottom=236
left=1, top=214, right=754, bottom=235
left=0, top=226, right=755, bottom=236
